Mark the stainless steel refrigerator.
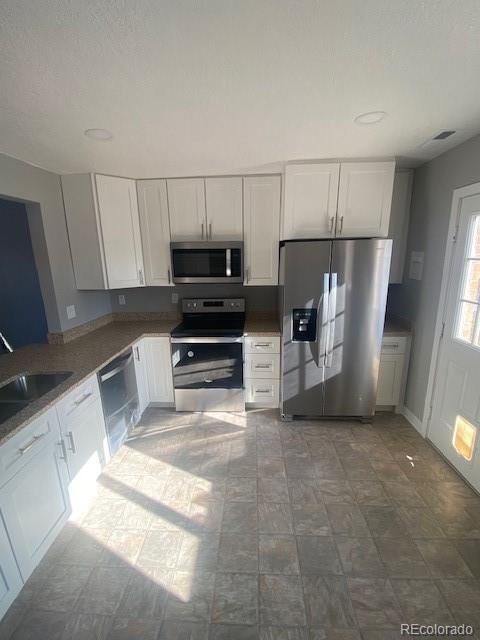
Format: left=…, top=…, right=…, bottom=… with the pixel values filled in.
left=279, top=238, right=392, bottom=419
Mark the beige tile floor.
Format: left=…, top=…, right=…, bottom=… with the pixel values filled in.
left=1, top=408, right=480, bottom=639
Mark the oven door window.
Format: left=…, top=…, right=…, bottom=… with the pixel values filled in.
left=172, top=249, right=241, bottom=278
left=172, top=343, right=243, bottom=389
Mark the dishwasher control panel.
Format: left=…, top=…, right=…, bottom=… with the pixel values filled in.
left=292, top=308, right=317, bottom=342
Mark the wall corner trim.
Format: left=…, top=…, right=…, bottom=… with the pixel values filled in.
left=398, top=404, right=426, bottom=437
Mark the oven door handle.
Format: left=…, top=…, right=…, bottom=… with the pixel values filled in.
left=170, top=336, right=244, bottom=344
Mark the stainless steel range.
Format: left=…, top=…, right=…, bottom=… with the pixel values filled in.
left=170, top=298, right=245, bottom=412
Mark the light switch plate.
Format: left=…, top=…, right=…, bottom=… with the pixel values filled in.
left=171, top=293, right=179, bottom=304
left=118, top=294, right=126, bottom=305
left=66, top=305, right=76, bottom=319
left=409, top=251, right=424, bottom=280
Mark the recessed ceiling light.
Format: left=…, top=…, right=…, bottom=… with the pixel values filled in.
left=354, top=111, right=387, bottom=125
left=84, top=128, right=113, bottom=140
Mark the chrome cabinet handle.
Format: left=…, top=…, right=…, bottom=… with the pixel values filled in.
left=383, top=343, right=400, bottom=349
left=135, top=346, right=140, bottom=361
left=58, top=439, right=68, bottom=460
left=18, top=432, right=46, bottom=455
left=245, top=268, right=249, bottom=284
left=201, top=223, right=205, bottom=239
left=255, top=363, right=272, bottom=369
left=67, top=431, right=76, bottom=454
left=254, top=343, right=272, bottom=348
left=138, top=269, right=144, bottom=285
left=167, top=268, right=171, bottom=284
left=256, top=389, right=271, bottom=394
left=73, top=392, right=93, bottom=407
left=209, top=223, right=212, bottom=239
left=329, top=216, right=335, bottom=235
left=338, top=216, right=344, bottom=235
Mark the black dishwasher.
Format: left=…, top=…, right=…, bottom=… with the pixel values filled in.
left=98, top=349, right=139, bottom=455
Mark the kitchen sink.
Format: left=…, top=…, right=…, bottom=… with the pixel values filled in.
left=0, top=372, right=73, bottom=424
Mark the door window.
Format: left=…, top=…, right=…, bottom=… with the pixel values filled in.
left=455, top=214, right=480, bottom=346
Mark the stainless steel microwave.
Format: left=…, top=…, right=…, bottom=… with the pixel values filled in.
left=170, top=241, right=244, bottom=283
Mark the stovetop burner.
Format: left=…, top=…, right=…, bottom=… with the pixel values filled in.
left=170, top=298, right=245, bottom=338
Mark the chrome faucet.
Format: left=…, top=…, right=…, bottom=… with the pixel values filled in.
left=0, top=332, right=13, bottom=353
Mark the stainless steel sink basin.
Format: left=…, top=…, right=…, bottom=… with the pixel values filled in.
left=0, top=372, right=73, bottom=424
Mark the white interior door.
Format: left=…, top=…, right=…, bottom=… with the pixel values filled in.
left=429, top=193, right=480, bottom=491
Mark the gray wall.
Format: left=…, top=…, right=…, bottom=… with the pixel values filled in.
left=110, top=285, right=278, bottom=314
left=389, top=133, right=480, bottom=423
left=0, top=153, right=111, bottom=333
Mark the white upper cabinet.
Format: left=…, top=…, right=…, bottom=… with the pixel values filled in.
left=205, top=177, right=243, bottom=239
left=95, top=175, right=145, bottom=288
left=62, top=173, right=145, bottom=289
left=137, top=179, right=173, bottom=286
left=282, top=163, right=340, bottom=239
left=388, top=170, right=413, bottom=284
left=167, top=178, right=206, bottom=241
left=336, top=161, right=395, bottom=238
left=244, top=176, right=281, bottom=286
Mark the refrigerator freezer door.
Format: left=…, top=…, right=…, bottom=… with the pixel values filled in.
left=323, top=238, right=392, bottom=417
left=281, top=241, right=331, bottom=417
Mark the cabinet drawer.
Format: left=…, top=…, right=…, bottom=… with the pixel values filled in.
left=0, top=408, right=58, bottom=487
left=381, top=336, right=407, bottom=355
left=56, top=375, right=100, bottom=423
left=245, top=378, right=279, bottom=406
left=244, top=354, right=280, bottom=379
left=245, top=336, right=280, bottom=354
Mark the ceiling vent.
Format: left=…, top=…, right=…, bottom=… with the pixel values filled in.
left=432, top=130, right=456, bottom=140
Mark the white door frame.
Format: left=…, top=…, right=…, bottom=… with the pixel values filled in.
left=424, top=180, right=480, bottom=440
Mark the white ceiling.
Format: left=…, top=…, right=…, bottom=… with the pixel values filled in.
left=1, top=0, right=480, bottom=178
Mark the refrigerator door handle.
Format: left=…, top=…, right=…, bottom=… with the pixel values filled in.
left=325, top=272, right=337, bottom=367
left=316, top=273, right=330, bottom=368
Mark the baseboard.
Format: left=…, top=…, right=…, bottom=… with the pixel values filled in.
left=398, top=404, right=426, bottom=437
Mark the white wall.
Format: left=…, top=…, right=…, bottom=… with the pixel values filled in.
left=0, top=153, right=111, bottom=332
left=389, top=133, right=480, bottom=424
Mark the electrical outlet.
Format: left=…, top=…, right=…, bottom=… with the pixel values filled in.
left=171, top=293, right=179, bottom=304
left=118, top=294, right=126, bottom=305
left=66, top=305, right=76, bottom=319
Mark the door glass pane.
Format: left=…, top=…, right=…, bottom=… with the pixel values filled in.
left=468, top=214, right=480, bottom=258
left=457, top=301, right=477, bottom=343
left=453, top=415, right=477, bottom=461
left=463, top=260, right=480, bottom=302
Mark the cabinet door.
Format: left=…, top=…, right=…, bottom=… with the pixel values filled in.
left=0, top=437, right=70, bottom=581
left=137, top=180, right=173, bottom=286
left=145, top=338, right=174, bottom=404
left=337, top=161, right=395, bottom=238
left=282, top=163, right=339, bottom=240
left=62, top=399, right=107, bottom=517
left=167, top=178, right=206, bottom=241
left=95, top=175, right=145, bottom=288
left=133, top=340, right=150, bottom=414
left=205, top=177, right=243, bottom=240
left=0, top=516, right=23, bottom=620
left=244, top=176, right=281, bottom=286
left=376, top=354, right=404, bottom=406
left=388, top=171, right=413, bottom=283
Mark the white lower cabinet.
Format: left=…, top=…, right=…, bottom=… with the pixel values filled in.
left=0, top=408, right=70, bottom=583
left=144, top=337, right=175, bottom=404
left=0, top=517, right=23, bottom=620
left=376, top=335, right=411, bottom=408
left=244, top=335, right=280, bottom=408
left=133, top=339, right=150, bottom=415
left=56, top=376, right=108, bottom=517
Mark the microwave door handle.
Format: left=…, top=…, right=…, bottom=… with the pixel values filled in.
left=226, top=249, right=231, bottom=277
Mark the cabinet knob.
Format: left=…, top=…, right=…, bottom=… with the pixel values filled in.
left=138, top=269, right=144, bottom=285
